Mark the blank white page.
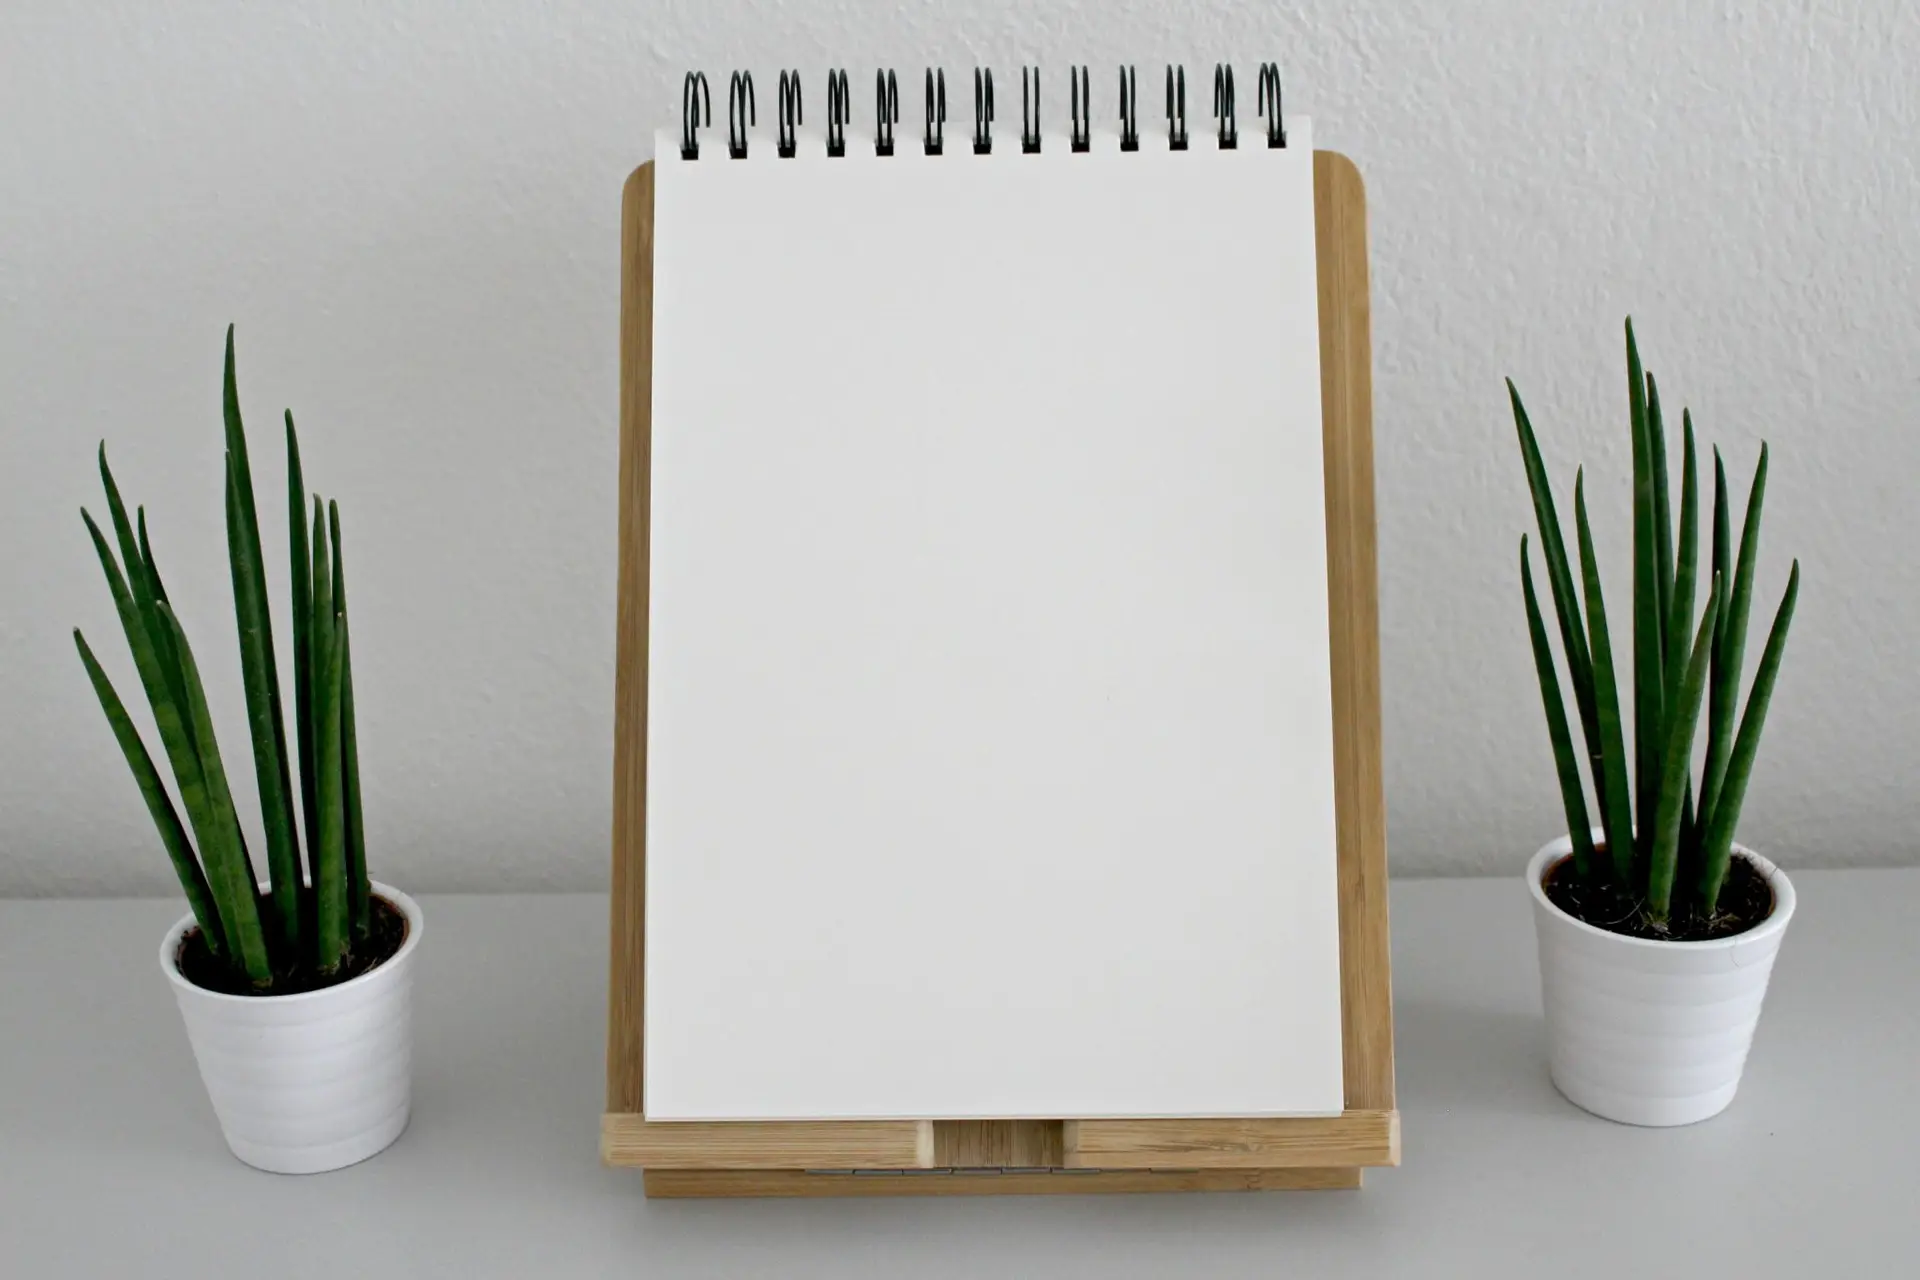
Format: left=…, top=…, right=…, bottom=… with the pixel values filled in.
left=644, top=120, right=1342, bottom=1120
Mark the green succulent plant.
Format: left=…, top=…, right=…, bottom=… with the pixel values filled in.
left=1513, top=319, right=1799, bottom=927
left=76, top=328, right=372, bottom=991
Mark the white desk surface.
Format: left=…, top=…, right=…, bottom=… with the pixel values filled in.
left=3, top=869, right=1914, bottom=1277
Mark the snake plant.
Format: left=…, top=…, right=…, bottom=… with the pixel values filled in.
left=1513, top=319, right=1800, bottom=925
left=76, top=328, right=372, bottom=990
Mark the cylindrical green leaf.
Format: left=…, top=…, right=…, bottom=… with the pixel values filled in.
left=1663, top=415, right=1700, bottom=713
left=99, top=447, right=157, bottom=630
left=220, top=336, right=290, bottom=742
left=287, top=412, right=319, bottom=880
left=1509, top=379, right=1611, bottom=823
left=309, top=494, right=337, bottom=970
left=1522, top=537, right=1596, bottom=881
left=100, top=453, right=192, bottom=749
left=1700, top=450, right=1735, bottom=824
left=1574, top=475, right=1636, bottom=884
left=311, top=496, right=333, bottom=722
left=1627, top=321, right=1666, bottom=878
left=221, top=339, right=303, bottom=961
left=1646, top=373, right=1673, bottom=657
left=330, top=502, right=372, bottom=940
left=226, top=455, right=304, bottom=962
left=137, top=508, right=169, bottom=604
left=1698, top=445, right=1769, bottom=839
left=341, top=621, right=370, bottom=942
left=83, top=510, right=240, bottom=966
left=75, top=628, right=226, bottom=958
left=1661, top=416, right=1704, bottom=882
left=154, top=602, right=272, bottom=985
left=1698, top=562, right=1800, bottom=912
left=1646, top=578, right=1721, bottom=922
left=314, top=605, right=349, bottom=973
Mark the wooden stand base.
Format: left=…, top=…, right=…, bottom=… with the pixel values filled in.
left=643, top=1168, right=1364, bottom=1199
left=602, top=1111, right=1399, bottom=1199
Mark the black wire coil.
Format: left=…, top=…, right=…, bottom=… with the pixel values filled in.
left=973, top=67, right=994, bottom=154
left=727, top=71, right=754, bottom=158
left=675, top=65, right=1286, bottom=158
left=1256, top=63, right=1287, bottom=148
left=875, top=69, right=898, bottom=156
left=1069, top=65, right=1091, bottom=153
left=926, top=68, right=946, bottom=155
left=776, top=70, right=801, bottom=158
left=1214, top=64, right=1237, bottom=150
left=1021, top=67, right=1040, bottom=154
left=826, top=69, right=850, bottom=157
left=1165, top=65, right=1188, bottom=151
left=680, top=72, right=711, bottom=159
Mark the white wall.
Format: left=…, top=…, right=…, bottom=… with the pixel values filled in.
left=4, top=2, right=1917, bottom=896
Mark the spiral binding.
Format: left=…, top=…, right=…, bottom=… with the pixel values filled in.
left=926, top=68, right=946, bottom=155
left=1257, top=63, right=1287, bottom=148
left=1069, top=66, right=1091, bottom=153
left=826, top=69, right=850, bottom=157
left=777, top=70, right=801, bottom=158
left=875, top=70, right=898, bottom=156
left=1021, top=67, right=1041, bottom=154
left=681, top=72, right=711, bottom=159
left=1166, top=65, right=1188, bottom=151
left=676, top=64, right=1287, bottom=159
left=1213, top=64, right=1237, bottom=150
left=727, top=72, right=754, bottom=159
left=973, top=68, right=994, bottom=155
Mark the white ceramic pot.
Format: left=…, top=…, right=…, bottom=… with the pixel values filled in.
left=160, top=883, right=423, bottom=1173
left=1527, top=836, right=1794, bottom=1127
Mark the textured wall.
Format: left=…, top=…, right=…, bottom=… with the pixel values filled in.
left=4, top=2, right=1917, bottom=896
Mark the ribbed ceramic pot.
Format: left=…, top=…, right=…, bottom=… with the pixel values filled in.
left=160, top=883, right=422, bottom=1173
left=1528, top=836, right=1794, bottom=1127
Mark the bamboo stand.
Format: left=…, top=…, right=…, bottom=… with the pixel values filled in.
left=603, top=152, right=1395, bottom=1196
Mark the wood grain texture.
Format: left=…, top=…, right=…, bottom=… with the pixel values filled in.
left=933, top=1120, right=1065, bottom=1169
left=602, top=1115, right=933, bottom=1169
left=1314, top=149, right=1397, bottom=1114
left=642, top=1167, right=1362, bottom=1198
left=605, top=162, right=654, bottom=1116
left=604, top=152, right=1394, bottom=1194
left=1063, top=1110, right=1398, bottom=1169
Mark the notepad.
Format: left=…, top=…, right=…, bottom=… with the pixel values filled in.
left=642, top=116, right=1343, bottom=1121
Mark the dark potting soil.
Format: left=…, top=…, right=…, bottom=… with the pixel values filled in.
left=1543, top=852, right=1775, bottom=942
left=176, top=894, right=409, bottom=996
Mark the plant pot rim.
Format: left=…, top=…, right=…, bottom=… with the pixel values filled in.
left=159, top=880, right=423, bottom=1004
left=1526, top=834, right=1795, bottom=951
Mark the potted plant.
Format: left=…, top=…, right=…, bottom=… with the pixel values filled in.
left=1511, top=319, right=1800, bottom=1127
left=75, top=329, right=421, bottom=1173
